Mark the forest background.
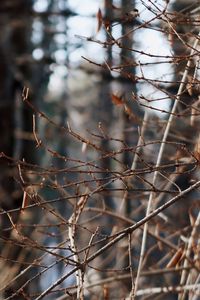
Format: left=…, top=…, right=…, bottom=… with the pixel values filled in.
left=1, top=0, right=200, bottom=299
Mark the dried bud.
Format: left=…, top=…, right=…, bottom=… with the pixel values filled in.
left=125, top=9, right=139, bottom=20
left=129, top=9, right=139, bottom=18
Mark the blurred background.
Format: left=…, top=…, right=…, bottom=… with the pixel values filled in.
left=1, top=0, right=200, bottom=299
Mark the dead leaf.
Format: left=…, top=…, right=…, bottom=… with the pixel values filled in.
left=124, top=104, right=139, bottom=122
left=111, top=93, right=124, bottom=106
left=97, top=8, right=103, bottom=33
left=166, top=248, right=183, bottom=268
left=103, top=285, right=109, bottom=300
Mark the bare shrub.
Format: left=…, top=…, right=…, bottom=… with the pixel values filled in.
left=1, top=1, right=200, bottom=300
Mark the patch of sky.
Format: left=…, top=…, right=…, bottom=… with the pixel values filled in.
left=32, top=20, right=44, bottom=44
left=32, top=48, right=44, bottom=60
left=58, top=0, right=68, bottom=10
left=134, top=0, right=174, bottom=116
left=136, top=0, right=175, bottom=22
left=47, top=65, right=68, bottom=100
left=33, top=0, right=50, bottom=13
left=67, top=16, right=96, bottom=41
left=67, top=15, right=105, bottom=65
left=54, top=33, right=67, bottom=45
left=68, top=0, right=100, bottom=16
left=54, top=49, right=67, bottom=64
left=135, top=28, right=172, bottom=80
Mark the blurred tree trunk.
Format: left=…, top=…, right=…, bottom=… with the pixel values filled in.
left=107, top=0, right=140, bottom=291
left=0, top=0, right=34, bottom=222
left=0, top=0, right=64, bottom=297
left=98, top=0, right=114, bottom=213
left=0, top=1, right=36, bottom=298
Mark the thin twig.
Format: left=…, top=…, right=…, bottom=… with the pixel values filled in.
left=133, top=32, right=200, bottom=298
